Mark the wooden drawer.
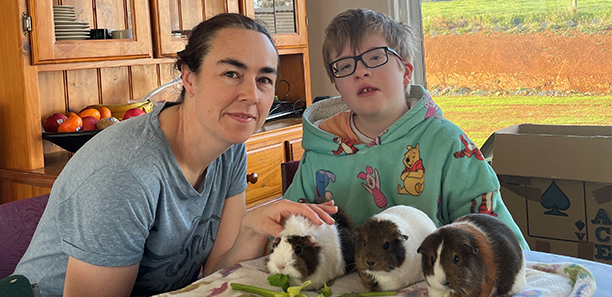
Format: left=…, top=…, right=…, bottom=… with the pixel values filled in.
left=245, top=144, right=284, bottom=206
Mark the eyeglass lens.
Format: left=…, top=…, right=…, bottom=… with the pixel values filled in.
left=332, top=47, right=390, bottom=78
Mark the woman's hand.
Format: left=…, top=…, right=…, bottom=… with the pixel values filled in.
left=243, top=199, right=338, bottom=238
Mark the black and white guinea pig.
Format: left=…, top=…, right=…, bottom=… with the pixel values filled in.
left=417, top=213, right=526, bottom=297
left=354, top=205, right=437, bottom=292
left=266, top=207, right=356, bottom=290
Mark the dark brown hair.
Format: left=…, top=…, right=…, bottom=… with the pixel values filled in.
left=175, top=13, right=277, bottom=101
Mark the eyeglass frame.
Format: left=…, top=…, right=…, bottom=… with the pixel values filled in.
left=329, top=46, right=404, bottom=79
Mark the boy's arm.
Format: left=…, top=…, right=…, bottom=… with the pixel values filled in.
left=441, top=135, right=529, bottom=250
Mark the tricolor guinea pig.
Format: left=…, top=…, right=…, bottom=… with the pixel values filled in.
left=266, top=207, right=356, bottom=290
left=354, top=205, right=437, bottom=291
left=417, top=213, right=526, bottom=297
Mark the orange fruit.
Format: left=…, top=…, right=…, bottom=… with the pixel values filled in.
left=98, top=106, right=112, bottom=119
left=65, top=112, right=78, bottom=118
left=79, top=108, right=101, bottom=121
left=58, top=115, right=83, bottom=132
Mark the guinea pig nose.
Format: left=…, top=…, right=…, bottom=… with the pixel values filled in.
left=366, top=261, right=375, bottom=267
left=277, top=264, right=285, bottom=271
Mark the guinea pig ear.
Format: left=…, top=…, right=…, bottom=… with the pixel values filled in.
left=307, top=235, right=317, bottom=244
left=469, top=245, right=479, bottom=255
left=401, top=234, right=409, bottom=241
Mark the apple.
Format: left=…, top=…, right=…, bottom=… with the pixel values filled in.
left=97, top=117, right=120, bottom=129
left=43, top=113, right=68, bottom=132
left=81, top=116, right=99, bottom=131
left=122, top=108, right=146, bottom=120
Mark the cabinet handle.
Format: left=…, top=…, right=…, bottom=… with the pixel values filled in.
left=246, top=172, right=258, bottom=184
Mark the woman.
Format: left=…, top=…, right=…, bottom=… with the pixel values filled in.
left=14, top=13, right=336, bottom=297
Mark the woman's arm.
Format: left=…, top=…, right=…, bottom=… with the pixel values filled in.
left=63, top=256, right=139, bottom=297
left=202, top=193, right=337, bottom=276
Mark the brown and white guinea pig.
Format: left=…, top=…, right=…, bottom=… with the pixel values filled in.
left=354, top=205, right=437, bottom=292
left=417, top=213, right=526, bottom=297
left=266, top=207, right=356, bottom=290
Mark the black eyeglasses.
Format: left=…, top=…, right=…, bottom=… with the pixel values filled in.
left=329, top=46, right=403, bottom=78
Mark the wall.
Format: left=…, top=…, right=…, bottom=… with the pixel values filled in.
left=305, top=0, right=425, bottom=99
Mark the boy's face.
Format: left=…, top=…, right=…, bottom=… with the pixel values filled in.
left=332, top=34, right=413, bottom=119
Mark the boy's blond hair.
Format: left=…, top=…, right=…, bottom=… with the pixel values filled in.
left=322, top=8, right=419, bottom=83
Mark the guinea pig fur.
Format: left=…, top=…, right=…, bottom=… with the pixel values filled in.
left=417, top=213, right=526, bottom=297
left=354, top=205, right=437, bottom=292
left=266, top=208, right=356, bottom=290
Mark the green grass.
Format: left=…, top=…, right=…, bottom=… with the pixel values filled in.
left=434, top=95, right=612, bottom=147
left=422, top=0, right=612, bottom=35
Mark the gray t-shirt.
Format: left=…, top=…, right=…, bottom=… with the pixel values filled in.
left=14, top=103, right=248, bottom=296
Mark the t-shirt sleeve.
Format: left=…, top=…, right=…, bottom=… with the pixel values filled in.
left=225, top=143, right=248, bottom=199
left=57, top=167, right=154, bottom=267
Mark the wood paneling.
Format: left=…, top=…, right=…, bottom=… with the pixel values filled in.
left=278, top=53, right=305, bottom=102
left=205, top=0, right=225, bottom=19
left=95, top=0, right=127, bottom=30
left=66, top=69, right=99, bottom=112
left=131, top=65, right=160, bottom=100
left=39, top=71, right=67, bottom=154
left=38, top=71, right=67, bottom=121
left=100, top=67, right=130, bottom=104
left=181, top=0, right=203, bottom=30
left=159, top=63, right=179, bottom=85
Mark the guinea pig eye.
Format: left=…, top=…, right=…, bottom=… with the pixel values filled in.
left=430, top=256, right=435, bottom=266
left=383, top=242, right=390, bottom=250
left=453, top=255, right=459, bottom=264
left=294, top=246, right=302, bottom=254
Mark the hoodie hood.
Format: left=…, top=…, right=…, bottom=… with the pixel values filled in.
left=302, top=85, right=443, bottom=154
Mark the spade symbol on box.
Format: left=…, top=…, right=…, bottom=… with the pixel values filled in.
left=575, top=220, right=585, bottom=231
left=541, top=181, right=570, bottom=216
left=575, top=232, right=586, bottom=241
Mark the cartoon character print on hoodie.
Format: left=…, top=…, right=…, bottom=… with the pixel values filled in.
left=357, top=166, right=387, bottom=208
left=283, top=85, right=529, bottom=249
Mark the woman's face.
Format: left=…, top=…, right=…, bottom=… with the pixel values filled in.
left=183, top=28, right=278, bottom=145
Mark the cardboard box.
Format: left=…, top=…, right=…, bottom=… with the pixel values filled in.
left=482, top=124, right=612, bottom=265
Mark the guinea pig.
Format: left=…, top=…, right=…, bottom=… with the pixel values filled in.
left=354, top=205, right=437, bottom=292
left=417, top=213, right=526, bottom=297
left=266, top=207, right=356, bottom=290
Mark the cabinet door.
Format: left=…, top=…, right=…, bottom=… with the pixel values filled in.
left=29, top=0, right=152, bottom=64
left=151, top=0, right=240, bottom=57
left=241, top=0, right=307, bottom=48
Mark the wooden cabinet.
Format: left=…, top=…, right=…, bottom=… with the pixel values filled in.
left=0, top=0, right=311, bottom=207
left=150, top=0, right=240, bottom=57
left=241, top=0, right=307, bottom=48
left=28, top=0, right=152, bottom=64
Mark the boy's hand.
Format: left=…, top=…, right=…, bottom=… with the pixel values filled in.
left=243, top=199, right=337, bottom=237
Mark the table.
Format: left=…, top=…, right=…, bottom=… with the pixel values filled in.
left=153, top=250, right=610, bottom=297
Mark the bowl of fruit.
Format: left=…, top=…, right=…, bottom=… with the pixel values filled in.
left=42, top=101, right=153, bottom=153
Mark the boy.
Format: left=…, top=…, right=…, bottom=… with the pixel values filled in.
left=284, top=8, right=528, bottom=249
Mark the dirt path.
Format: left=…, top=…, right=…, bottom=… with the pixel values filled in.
left=424, top=31, right=612, bottom=94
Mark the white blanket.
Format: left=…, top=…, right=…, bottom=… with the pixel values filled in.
left=154, top=257, right=596, bottom=297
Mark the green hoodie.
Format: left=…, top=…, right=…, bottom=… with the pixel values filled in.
left=284, top=85, right=529, bottom=250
